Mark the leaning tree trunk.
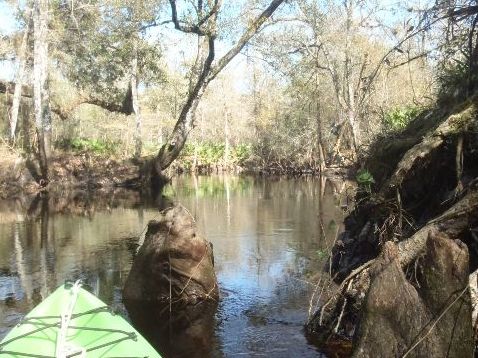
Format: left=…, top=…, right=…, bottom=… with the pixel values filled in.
left=33, top=0, right=51, bottom=183
left=154, top=88, right=205, bottom=175
left=151, top=0, right=286, bottom=185
left=152, top=35, right=212, bottom=181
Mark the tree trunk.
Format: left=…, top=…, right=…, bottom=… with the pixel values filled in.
left=154, top=88, right=205, bottom=175
left=344, top=0, right=359, bottom=154
left=10, top=10, right=32, bottom=143
left=33, top=0, right=51, bottom=183
left=224, top=103, right=230, bottom=165
left=316, top=97, right=326, bottom=172
left=347, top=108, right=359, bottom=154
left=131, top=44, right=142, bottom=159
left=151, top=0, right=285, bottom=183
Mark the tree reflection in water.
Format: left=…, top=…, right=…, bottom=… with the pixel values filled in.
left=0, top=175, right=347, bottom=357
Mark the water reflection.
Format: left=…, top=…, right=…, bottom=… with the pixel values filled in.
left=126, top=300, right=219, bottom=358
left=0, top=175, right=345, bottom=357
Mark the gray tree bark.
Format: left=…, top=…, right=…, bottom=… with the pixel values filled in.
left=10, top=10, right=32, bottom=143
left=153, top=0, right=286, bottom=180
left=33, top=0, right=51, bottom=183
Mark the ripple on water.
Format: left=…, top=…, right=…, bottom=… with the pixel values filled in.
left=0, top=175, right=344, bottom=356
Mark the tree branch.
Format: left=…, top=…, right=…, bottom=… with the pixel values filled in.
left=168, top=0, right=221, bottom=36
left=207, top=0, right=286, bottom=82
left=0, top=79, right=133, bottom=118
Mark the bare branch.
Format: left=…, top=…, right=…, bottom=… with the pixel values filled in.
left=208, top=0, right=286, bottom=82
left=168, top=0, right=221, bottom=36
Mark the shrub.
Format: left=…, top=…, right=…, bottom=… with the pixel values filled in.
left=178, top=142, right=253, bottom=167
left=232, top=143, right=253, bottom=163
left=383, top=106, right=422, bottom=131
left=56, top=137, right=118, bottom=155
left=356, top=169, right=375, bottom=193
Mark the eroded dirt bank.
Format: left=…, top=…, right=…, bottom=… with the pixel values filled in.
left=307, top=96, right=478, bottom=356
left=0, top=151, right=145, bottom=200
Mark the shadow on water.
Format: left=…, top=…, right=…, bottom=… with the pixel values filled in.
left=125, top=300, right=218, bottom=358
left=0, top=175, right=349, bottom=357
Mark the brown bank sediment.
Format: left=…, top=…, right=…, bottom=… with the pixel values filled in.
left=307, top=96, right=478, bottom=356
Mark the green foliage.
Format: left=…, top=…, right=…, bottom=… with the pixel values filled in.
left=54, top=1, right=164, bottom=105
left=56, top=137, right=118, bottom=155
left=181, top=143, right=223, bottom=165
left=383, top=106, right=422, bottom=130
left=232, top=144, right=253, bottom=163
left=179, top=142, right=253, bottom=168
left=356, top=169, right=375, bottom=193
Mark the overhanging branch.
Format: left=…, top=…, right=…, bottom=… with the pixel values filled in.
left=208, top=0, right=286, bottom=82
left=169, top=0, right=221, bottom=36
left=0, top=79, right=133, bottom=119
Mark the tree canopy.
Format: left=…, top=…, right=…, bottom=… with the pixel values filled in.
left=0, top=0, right=477, bottom=180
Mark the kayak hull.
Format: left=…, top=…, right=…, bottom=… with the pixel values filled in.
left=0, top=283, right=160, bottom=357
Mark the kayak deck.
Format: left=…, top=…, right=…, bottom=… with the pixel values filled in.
left=0, top=283, right=160, bottom=357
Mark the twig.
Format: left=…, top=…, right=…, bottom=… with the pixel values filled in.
left=319, top=259, right=374, bottom=325
left=334, top=280, right=352, bottom=333
left=308, top=277, right=322, bottom=319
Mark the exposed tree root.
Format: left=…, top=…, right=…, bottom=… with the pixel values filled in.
left=383, top=99, right=477, bottom=196
left=398, top=188, right=478, bottom=267
left=307, top=95, right=478, bottom=355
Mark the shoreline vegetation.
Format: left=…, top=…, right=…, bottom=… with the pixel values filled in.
left=0, top=141, right=351, bottom=200
left=1, top=0, right=478, bottom=356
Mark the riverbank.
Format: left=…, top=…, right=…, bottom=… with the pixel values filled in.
left=0, top=147, right=142, bottom=199
left=0, top=145, right=352, bottom=200
left=306, top=95, right=478, bottom=356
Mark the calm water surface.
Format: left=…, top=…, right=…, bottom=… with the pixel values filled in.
left=0, top=175, right=344, bottom=357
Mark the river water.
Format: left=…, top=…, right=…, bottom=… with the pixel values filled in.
left=0, top=175, right=345, bottom=357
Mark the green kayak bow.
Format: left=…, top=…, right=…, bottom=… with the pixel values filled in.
left=0, top=281, right=160, bottom=357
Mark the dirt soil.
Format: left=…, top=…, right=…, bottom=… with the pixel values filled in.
left=0, top=149, right=142, bottom=199
left=306, top=95, right=478, bottom=356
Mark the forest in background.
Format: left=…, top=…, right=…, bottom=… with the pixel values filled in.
left=1, top=1, right=478, bottom=356
left=1, top=0, right=466, bottom=182
left=0, top=0, right=452, bottom=179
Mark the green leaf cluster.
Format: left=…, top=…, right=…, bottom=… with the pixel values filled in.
left=53, top=1, right=164, bottom=104
left=179, top=142, right=253, bottom=168
left=383, top=106, right=421, bottom=130
left=233, top=143, right=253, bottom=163
left=182, top=143, right=225, bottom=165
left=356, top=169, right=375, bottom=193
